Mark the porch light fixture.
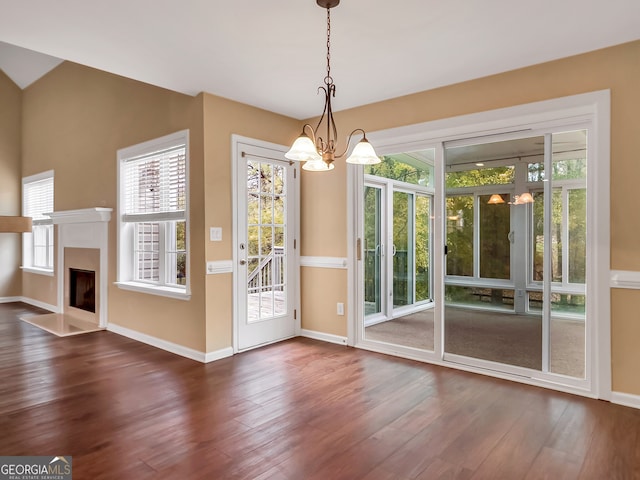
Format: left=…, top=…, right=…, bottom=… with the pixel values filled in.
left=509, top=192, right=534, bottom=205
left=285, top=0, right=380, bottom=171
left=487, top=194, right=505, bottom=205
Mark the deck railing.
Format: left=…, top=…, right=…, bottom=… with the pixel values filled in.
left=248, top=246, right=285, bottom=294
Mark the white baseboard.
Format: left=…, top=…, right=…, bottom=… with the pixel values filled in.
left=108, top=323, right=232, bottom=363
left=19, top=297, right=59, bottom=313
left=611, top=391, right=640, bottom=410
left=205, top=347, right=234, bottom=363
left=300, top=328, right=348, bottom=345
left=0, top=296, right=22, bottom=303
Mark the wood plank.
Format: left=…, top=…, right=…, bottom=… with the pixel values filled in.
left=525, top=447, right=582, bottom=480
left=577, top=402, right=640, bottom=479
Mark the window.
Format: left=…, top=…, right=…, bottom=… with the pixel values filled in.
left=22, top=171, right=54, bottom=274
left=117, top=130, right=189, bottom=299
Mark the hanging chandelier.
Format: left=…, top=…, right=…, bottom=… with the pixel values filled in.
left=285, top=0, right=381, bottom=171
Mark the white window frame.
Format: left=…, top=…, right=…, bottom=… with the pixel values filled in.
left=22, top=170, right=55, bottom=276
left=116, top=130, right=191, bottom=300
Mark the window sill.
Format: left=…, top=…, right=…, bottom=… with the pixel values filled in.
left=21, top=266, right=54, bottom=277
left=114, top=281, right=191, bottom=301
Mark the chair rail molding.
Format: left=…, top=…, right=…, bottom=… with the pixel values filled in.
left=300, top=256, right=348, bottom=269
left=610, top=270, right=640, bottom=289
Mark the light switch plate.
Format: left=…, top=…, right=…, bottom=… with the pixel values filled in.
left=210, top=227, right=222, bottom=241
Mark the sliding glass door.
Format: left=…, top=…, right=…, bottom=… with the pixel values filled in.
left=443, top=131, right=587, bottom=378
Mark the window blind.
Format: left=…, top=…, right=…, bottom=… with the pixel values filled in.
left=123, top=146, right=186, bottom=222
left=23, top=176, right=54, bottom=225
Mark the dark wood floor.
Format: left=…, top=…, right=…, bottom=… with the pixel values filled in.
left=1, top=302, right=639, bottom=479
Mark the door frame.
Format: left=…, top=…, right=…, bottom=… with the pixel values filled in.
left=349, top=90, right=611, bottom=400
left=231, top=135, right=301, bottom=353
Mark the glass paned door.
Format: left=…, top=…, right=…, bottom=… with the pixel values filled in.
left=415, top=195, right=431, bottom=303
left=443, top=131, right=587, bottom=379
left=235, top=141, right=297, bottom=351
left=393, top=191, right=413, bottom=308
left=549, top=131, right=587, bottom=378
left=246, top=161, right=287, bottom=321
left=362, top=149, right=435, bottom=352
left=444, top=136, right=544, bottom=370
left=364, top=185, right=383, bottom=317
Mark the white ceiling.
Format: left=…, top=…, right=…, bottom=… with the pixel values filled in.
left=0, top=0, right=638, bottom=120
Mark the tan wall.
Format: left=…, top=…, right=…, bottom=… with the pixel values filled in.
left=300, top=267, right=348, bottom=335
left=201, top=93, right=299, bottom=352
left=22, top=256, right=57, bottom=306
left=611, top=289, right=640, bottom=394
left=299, top=40, right=640, bottom=394
left=0, top=70, right=23, bottom=297
left=21, top=62, right=206, bottom=350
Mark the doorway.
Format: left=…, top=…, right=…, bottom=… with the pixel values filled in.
left=362, top=150, right=436, bottom=351
left=353, top=90, right=611, bottom=397
left=443, top=131, right=587, bottom=378
left=233, top=138, right=299, bottom=351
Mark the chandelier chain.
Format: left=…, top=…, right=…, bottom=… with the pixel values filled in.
left=325, top=7, right=332, bottom=85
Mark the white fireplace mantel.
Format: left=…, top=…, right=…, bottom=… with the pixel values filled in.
left=48, top=208, right=112, bottom=225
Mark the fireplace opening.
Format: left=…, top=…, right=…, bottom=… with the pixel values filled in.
left=70, top=268, right=96, bottom=313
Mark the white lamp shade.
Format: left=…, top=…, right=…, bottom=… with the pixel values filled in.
left=346, top=139, right=381, bottom=165
left=302, top=159, right=334, bottom=172
left=285, top=134, right=322, bottom=162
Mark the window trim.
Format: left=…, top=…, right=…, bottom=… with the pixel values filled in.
left=116, top=130, right=191, bottom=300
left=21, top=170, right=54, bottom=275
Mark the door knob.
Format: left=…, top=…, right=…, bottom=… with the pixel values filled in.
left=240, top=260, right=246, bottom=265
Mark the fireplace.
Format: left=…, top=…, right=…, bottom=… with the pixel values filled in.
left=70, top=268, right=96, bottom=313
left=17, top=208, right=112, bottom=336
